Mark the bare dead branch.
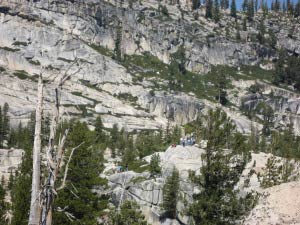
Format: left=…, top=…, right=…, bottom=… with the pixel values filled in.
left=57, top=142, right=84, bottom=191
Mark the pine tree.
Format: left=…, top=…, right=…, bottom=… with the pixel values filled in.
left=275, top=0, right=280, bottom=10
left=190, top=109, right=248, bottom=224
left=282, top=1, right=287, bottom=12
left=110, top=124, right=119, bottom=157
left=192, top=0, right=200, bottom=10
left=53, top=121, right=104, bottom=225
left=95, top=116, right=106, bottom=145
left=287, top=0, right=293, bottom=15
left=236, top=22, right=241, bottom=40
left=114, top=25, right=123, bottom=61
left=255, top=0, right=258, bottom=11
left=149, top=153, right=161, bottom=176
left=261, top=156, right=281, bottom=188
left=295, top=0, right=300, bottom=17
left=11, top=124, right=34, bottom=225
left=243, top=17, right=247, bottom=31
left=242, top=0, right=248, bottom=11
left=247, top=0, right=255, bottom=21
left=206, top=0, right=213, bottom=18
left=225, top=0, right=229, bottom=8
left=0, top=107, right=2, bottom=147
left=213, top=0, right=221, bottom=22
left=230, top=0, right=237, bottom=17
left=170, top=125, right=181, bottom=144
left=0, top=180, right=7, bottom=225
left=162, top=168, right=180, bottom=219
left=262, top=0, right=269, bottom=15
left=213, top=71, right=228, bottom=105
left=2, top=103, right=9, bottom=143
left=257, top=19, right=266, bottom=44
left=110, top=201, right=147, bottom=225
left=268, top=29, right=277, bottom=49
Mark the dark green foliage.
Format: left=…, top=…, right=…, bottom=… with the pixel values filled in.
left=0, top=103, right=10, bottom=147
left=149, top=153, right=161, bottom=176
left=236, top=22, right=241, bottom=40
left=272, top=49, right=300, bottom=91
left=135, top=130, right=166, bottom=159
left=230, top=0, right=237, bottom=17
left=206, top=0, right=213, bottom=18
left=114, top=25, right=123, bottom=61
left=109, top=201, right=147, bottom=225
left=0, top=180, right=7, bottom=224
left=242, top=0, right=248, bottom=11
left=213, top=71, right=229, bottom=105
left=159, top=5, right=169, bottom=16
left=295, top=0, right=300, bottom=17
left=95, top=116, right=107, bottom=145
left=10, top=119, right=34, bottom=225
left=213, top=0, right=220, bottom=22
left=53, top=121, right=105, bottom=225
left=255, top=102, right=274, bottom=135
left=247, top=0, right=255, bottom=21
left=243, top=17, right=247, bottom=31
left=261, top=156, right=281, bottom=187
left=287, top=0, right=294, bottom=15
left=221, top=0, right=229, bottom=9
left=162, top=168, right=180, bottom=219
left=268, top=29, right=277, bottom=49
left=174, top=45, right=186, bottom=75
left=192, top=0, right=200, bottom=10
left=0, top=107, right=2, bottom=147
left=190, top=109, right=252, bottom=224
left=257, top=19, right=266, bottom=44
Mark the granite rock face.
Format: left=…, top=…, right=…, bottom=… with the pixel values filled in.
left=105, top=146, right=300, bottom=225
left=0, top=148, right=24, bottom=180
left=0, top=0, right=299, bottom=133
left=107, top=145, right=203, bottom=225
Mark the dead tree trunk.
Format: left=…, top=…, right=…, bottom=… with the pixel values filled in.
left=29, top=75, right=43, bottom=225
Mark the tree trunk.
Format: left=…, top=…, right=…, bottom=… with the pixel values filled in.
left=28, top=75, right=43, bottom=225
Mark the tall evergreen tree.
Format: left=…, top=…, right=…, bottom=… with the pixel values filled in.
left=243, top=16, right=247, bottom=31
left=149, top=153, right=161, bottom=177
left=206, top=0, right=214, bottom=18
left=287, top=0, right=293, bottom=14
left=0, top=107, right=2, bottom=147
left=53, top=121, right=104, bottom=225
left=282, top=0, right=287, bottom=12
left=2, top=103, right=9, bottom=142
left=268, top=29, right=277, bottom=49
left=190, top=109, right=252, bottom=224
left=242, top=0, right=248, bottom=11
left=11, top=123, right=34, bottom=225
left=224, top=0, right=229, bottom=8
left=257, top=19, right=266, bottom=44
left=162, top=168, right=180, bottom=219
left=0, top=180, right=7, bottom=224
left=236, top=22, right=241, bottom=40
left=255, top=0, right=258, bottom=11
left=261, top=156, right=281, bottom=188
left=295, top=0, right=300, bottom=17
left=192, top=0, right=200, bottom=10
left=230, top=0, right=237, bottom=17
left=95, top=115, right=106, bottom=145
left=247, top=0, right=255, bottom=21
left=110, top=201, right=147, bottom=225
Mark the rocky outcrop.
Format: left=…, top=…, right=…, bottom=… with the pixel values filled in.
left=239, top=82, right=300, bottom=134
left=244, top=181, right=300, bottom=225
left=106, top=145, right=204, bottom=225
left=0, top=148, right=24, bottom=180
left=105, top=146, right=300, bottom=225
